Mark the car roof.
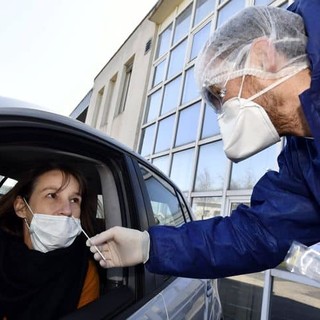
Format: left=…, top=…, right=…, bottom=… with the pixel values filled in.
left=0, top=96, right=52, bottom=111
left=0, top=97, right=152, bottom=184
left=0, top=96, right=142, bottom=160
left=0, top=96, right=177, bottom=193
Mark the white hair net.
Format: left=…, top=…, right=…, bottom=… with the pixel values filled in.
left=195, top=6, right=309, bottom=93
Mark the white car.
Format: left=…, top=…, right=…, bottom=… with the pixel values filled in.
left=0, top=97, right=223, bottom=320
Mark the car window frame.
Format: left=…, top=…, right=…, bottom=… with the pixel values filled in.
left=132, top=159, right=191, bottom=227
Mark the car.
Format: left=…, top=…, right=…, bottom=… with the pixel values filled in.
left=0, top=97, right=223, bottom=320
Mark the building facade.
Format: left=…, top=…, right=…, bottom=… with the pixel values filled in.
left=85, top=17, right=156, bottom=149
left=73, top=0, right=320, bottom=318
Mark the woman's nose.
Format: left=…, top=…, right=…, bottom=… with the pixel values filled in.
left=59, top=201, right=72, bottom=216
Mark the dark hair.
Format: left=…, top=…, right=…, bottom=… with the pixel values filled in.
left=0, top=162, right=95, bottom=237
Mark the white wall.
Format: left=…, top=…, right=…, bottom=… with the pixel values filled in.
left=86, top=18, right=156, bottom=150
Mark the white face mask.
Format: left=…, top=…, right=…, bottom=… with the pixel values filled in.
left=218, top=97, right=280, bottom=162
left=23, top=199, right=81, bottom=253
left=218, top=71, right=303, bottom=162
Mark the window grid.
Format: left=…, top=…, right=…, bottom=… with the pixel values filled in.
left=139, top=0, right=282, bottom=214
left=116, top=61, right=133, bottom=116
left=140, top=0, right=226, bottom=203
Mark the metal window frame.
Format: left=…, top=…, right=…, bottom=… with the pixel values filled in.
left=261, top=268, right=320, bottom=320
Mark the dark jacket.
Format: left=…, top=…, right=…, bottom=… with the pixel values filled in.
left=0, top=231, right=88, bottom=320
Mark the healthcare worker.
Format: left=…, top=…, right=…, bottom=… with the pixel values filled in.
left=88, top=2, right=320, bottom=279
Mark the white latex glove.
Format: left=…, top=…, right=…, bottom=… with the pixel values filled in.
left=86, top=226, right=150, bottom=268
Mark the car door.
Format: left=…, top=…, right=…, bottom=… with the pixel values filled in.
left=0, top=107, right=222, bottom=319
left=125, top=161, right=223, bottom=320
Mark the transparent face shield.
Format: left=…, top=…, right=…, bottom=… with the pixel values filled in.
left=201, top=63, right=308, bottom=114
left=201, top=85, right=226, bottom=114
left=201, top=69, right=232, bottom=114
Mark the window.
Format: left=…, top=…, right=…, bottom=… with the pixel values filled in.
left=170, top=148, right=195, bottom=192
left=167, top=39, right=187, bottom=79
left=0, top=176, right=17, bottom=195
left=145, top=89, right=162, bottom=123
left=225, top=197, right=251, bottom=217
left=201, top=104, right=220, bottom=138
left=93, top=87, right=104, bottom=127
left=139, top=124, right=156, bottom=157
left=152, top=59, right=167, bottom=87
left=152, top=155, right=170, bottom=176
left=230, top=144, right=279, bottom=190
left=182, top=67, right=199, bottom=104
left=192, top=197, right=222, bottom=220
left=154, top=115, right=175, bottom=153
left=217, top=0, right=246, bottom=27
left=175, top=102, right=200, bottom=147
left=194, top=141, right=227, bottom=191
left=156, top=24, right=173, bottom=59
left=100, top=75, right=117, bottom=127
left=190, top=22, right=211, bottom=61
left=116, top=60, right=133, bottom=116
left=194, top=0, right=216, bottom=26
left=139, top=164, right=186, bottom=227
left=173, top=5, right=192, bottom=45
left=161, top=75, right=182, bottom=115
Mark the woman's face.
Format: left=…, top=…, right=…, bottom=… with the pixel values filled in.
left=13, top=169, right=82, bottom=249
left=27, top=169, right=82, bottom=219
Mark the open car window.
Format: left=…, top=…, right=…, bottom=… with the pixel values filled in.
left=0, top=108, right=222, bottom=320
left=0, top=176, right=17, bottom=196
left=0, top=144, right=136, bottom=318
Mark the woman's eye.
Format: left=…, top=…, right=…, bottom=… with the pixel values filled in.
left=71, top=197, right=81, bottom=204
left=47, top=193, right=57, bottom=199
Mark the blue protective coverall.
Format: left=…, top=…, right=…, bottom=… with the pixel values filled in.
left=145, top=0, right=320, bottom=279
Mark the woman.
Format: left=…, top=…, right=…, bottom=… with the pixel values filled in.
left=0, top=163, right=100, bottom=320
